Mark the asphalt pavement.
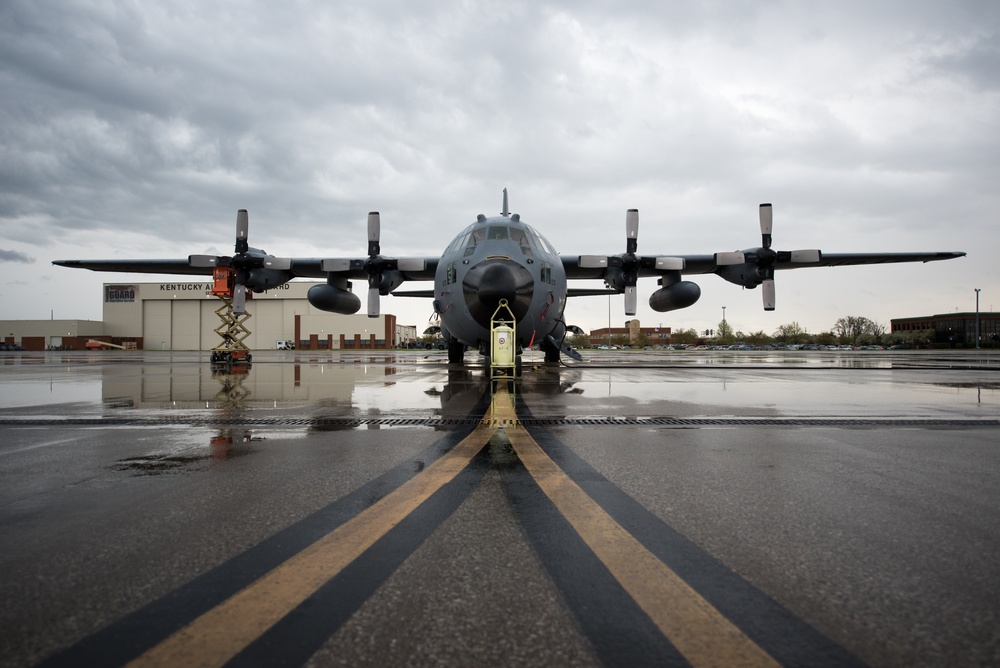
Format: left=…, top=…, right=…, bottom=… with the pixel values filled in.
left=1, top=349, right=998, bottom=667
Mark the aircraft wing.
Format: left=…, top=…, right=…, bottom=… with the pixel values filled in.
left=671, top=251, right=967, bottom=275
left=562, top=251, right=965, bottom=283
left=53, top=259, right=219, bottom=275
left=52, top=258, right=439, bottom=282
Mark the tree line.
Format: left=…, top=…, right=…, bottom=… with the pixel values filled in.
left=572, top=316, right=941, bottom=348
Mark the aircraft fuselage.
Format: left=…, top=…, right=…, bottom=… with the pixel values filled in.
left=433, top=213, right=568, bottom=354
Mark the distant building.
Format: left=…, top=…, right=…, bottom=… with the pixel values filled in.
left=1, top=282, right=401, bottom=351
left=891, top=312, right=999, bottom=346
left=588, top=320, right=672, bottom=347
left=396, top=324, right=418, bottom=346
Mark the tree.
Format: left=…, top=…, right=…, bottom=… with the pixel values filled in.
left=814, top=331, right=838, bottom=346
left=833, top=316, right=885, bottom=344
left=774, top=321, right=808, bottom=344
left=671, top=328, right=700, bottom=345
left=569, top=332, right=591, bottom=349
left=716, top=320, right=735, bottom=344
left=745, top=330, right=772, bottom=346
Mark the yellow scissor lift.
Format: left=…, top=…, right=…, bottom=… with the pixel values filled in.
left=208, top=266, right=253, bottom=367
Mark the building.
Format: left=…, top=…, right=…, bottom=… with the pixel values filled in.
left=891, top=312, right=1000, bottom=346
left=0, top=319, right=107, bottom=351
left=588, top=320, right=672, bottom=347
left=1, top=281, right=410, bottom=351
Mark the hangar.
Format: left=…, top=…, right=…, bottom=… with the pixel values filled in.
left=1, top=282, right=419, bottom=351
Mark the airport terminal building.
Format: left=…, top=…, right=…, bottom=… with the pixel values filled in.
left=2, top=282, right=419, bottom=351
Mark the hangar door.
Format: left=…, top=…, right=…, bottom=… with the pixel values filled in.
left=171, top=300, right=201, bottom=350
left=143, top=301, right=171, bottom=350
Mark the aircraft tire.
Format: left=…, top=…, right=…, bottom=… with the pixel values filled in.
left=447, top=339, right=465, bottom=364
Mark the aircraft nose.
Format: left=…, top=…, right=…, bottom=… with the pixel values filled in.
left=462, top=259, right=534, bottom=328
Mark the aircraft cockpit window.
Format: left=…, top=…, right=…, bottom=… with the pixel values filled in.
left=522, top=225, right=554, bottom=254
left=469, top=228, right=486, bottom=245
left=487, top=226, right=510, bottom=240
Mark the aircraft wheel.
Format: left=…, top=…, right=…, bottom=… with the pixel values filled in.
left=515, top=355, right=523, bottom=377
left=541, top=338, right=560, bottom=364
left=447, top=339, right=465, bottom=364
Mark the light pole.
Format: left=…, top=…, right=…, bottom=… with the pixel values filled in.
left=975, top=288, right=981, bottom=349
left=607, top=287, right=612, bottom=348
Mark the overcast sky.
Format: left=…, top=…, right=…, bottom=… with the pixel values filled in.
left=2, top=0, right=997, bottom=337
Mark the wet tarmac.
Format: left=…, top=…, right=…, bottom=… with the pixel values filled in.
left=1, top=349, right=999, bottom=666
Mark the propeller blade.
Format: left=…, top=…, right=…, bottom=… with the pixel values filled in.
left=759, top=203, right=773, bottom=234
left=626, top=209, right=638, bottom=254
left=397, top=258, right=427, bottom=272
left=367, top=286, right=380, bottom=317
left=789, top=249, right=821, bottom=263
left=624, top=285, right=637, bottom=316
left=578, top=255, right=609, bottom=269
left=236, top=210, right=249, bottom=253
left=263, top=257, right=292, bottom=270
left=321, top=259, right=352, bottom=272
left=762, top=278, right=775, bottom=311
left=367, top=211, right=380, bottom=256
left=188, top=254, right=220, bottom=268
left=233, top=283, right=247, bottom=315
left=714, top=252, right=746, bottom=266
left=655, top=257, right=685, bottom=270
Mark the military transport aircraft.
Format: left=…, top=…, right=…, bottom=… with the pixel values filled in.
left=54, top=190, right=964, bottom=368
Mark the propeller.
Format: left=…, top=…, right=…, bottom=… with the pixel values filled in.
left=366, top=212, right=382, bottom=317
left=327, top=211, right=426, bottom=317
left=579, top=210, right=683, bottom=316
left=715, top=203, right=821, bottom=311
left=188, top=209, right=291, bottom=315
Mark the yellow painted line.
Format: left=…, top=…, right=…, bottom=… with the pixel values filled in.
left=494, top=389, right=780, bottom=668
left=128, top=424, right=495, bottom=668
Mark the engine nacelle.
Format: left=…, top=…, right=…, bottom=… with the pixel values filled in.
left=245, top=268, right=292, bottom=291
left=308, top=283, right=361, bottom=314
left=648, top=281, right=701, bottom=312
left=716, top=263, right=765, bottom=288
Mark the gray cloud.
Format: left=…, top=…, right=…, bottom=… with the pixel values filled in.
left=1, top=0, right=996, bottom=329
left=0, top=249, right=35, bottom=263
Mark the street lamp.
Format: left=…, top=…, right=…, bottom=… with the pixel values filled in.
left=975, top=288, right=981, bottom=349
left=607, top=283, right=612, bottom=348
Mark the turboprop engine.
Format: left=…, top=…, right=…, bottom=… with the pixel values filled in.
left=648, top=279, right=701, bottom=312
left=307, top=277, right=361, bottom=314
